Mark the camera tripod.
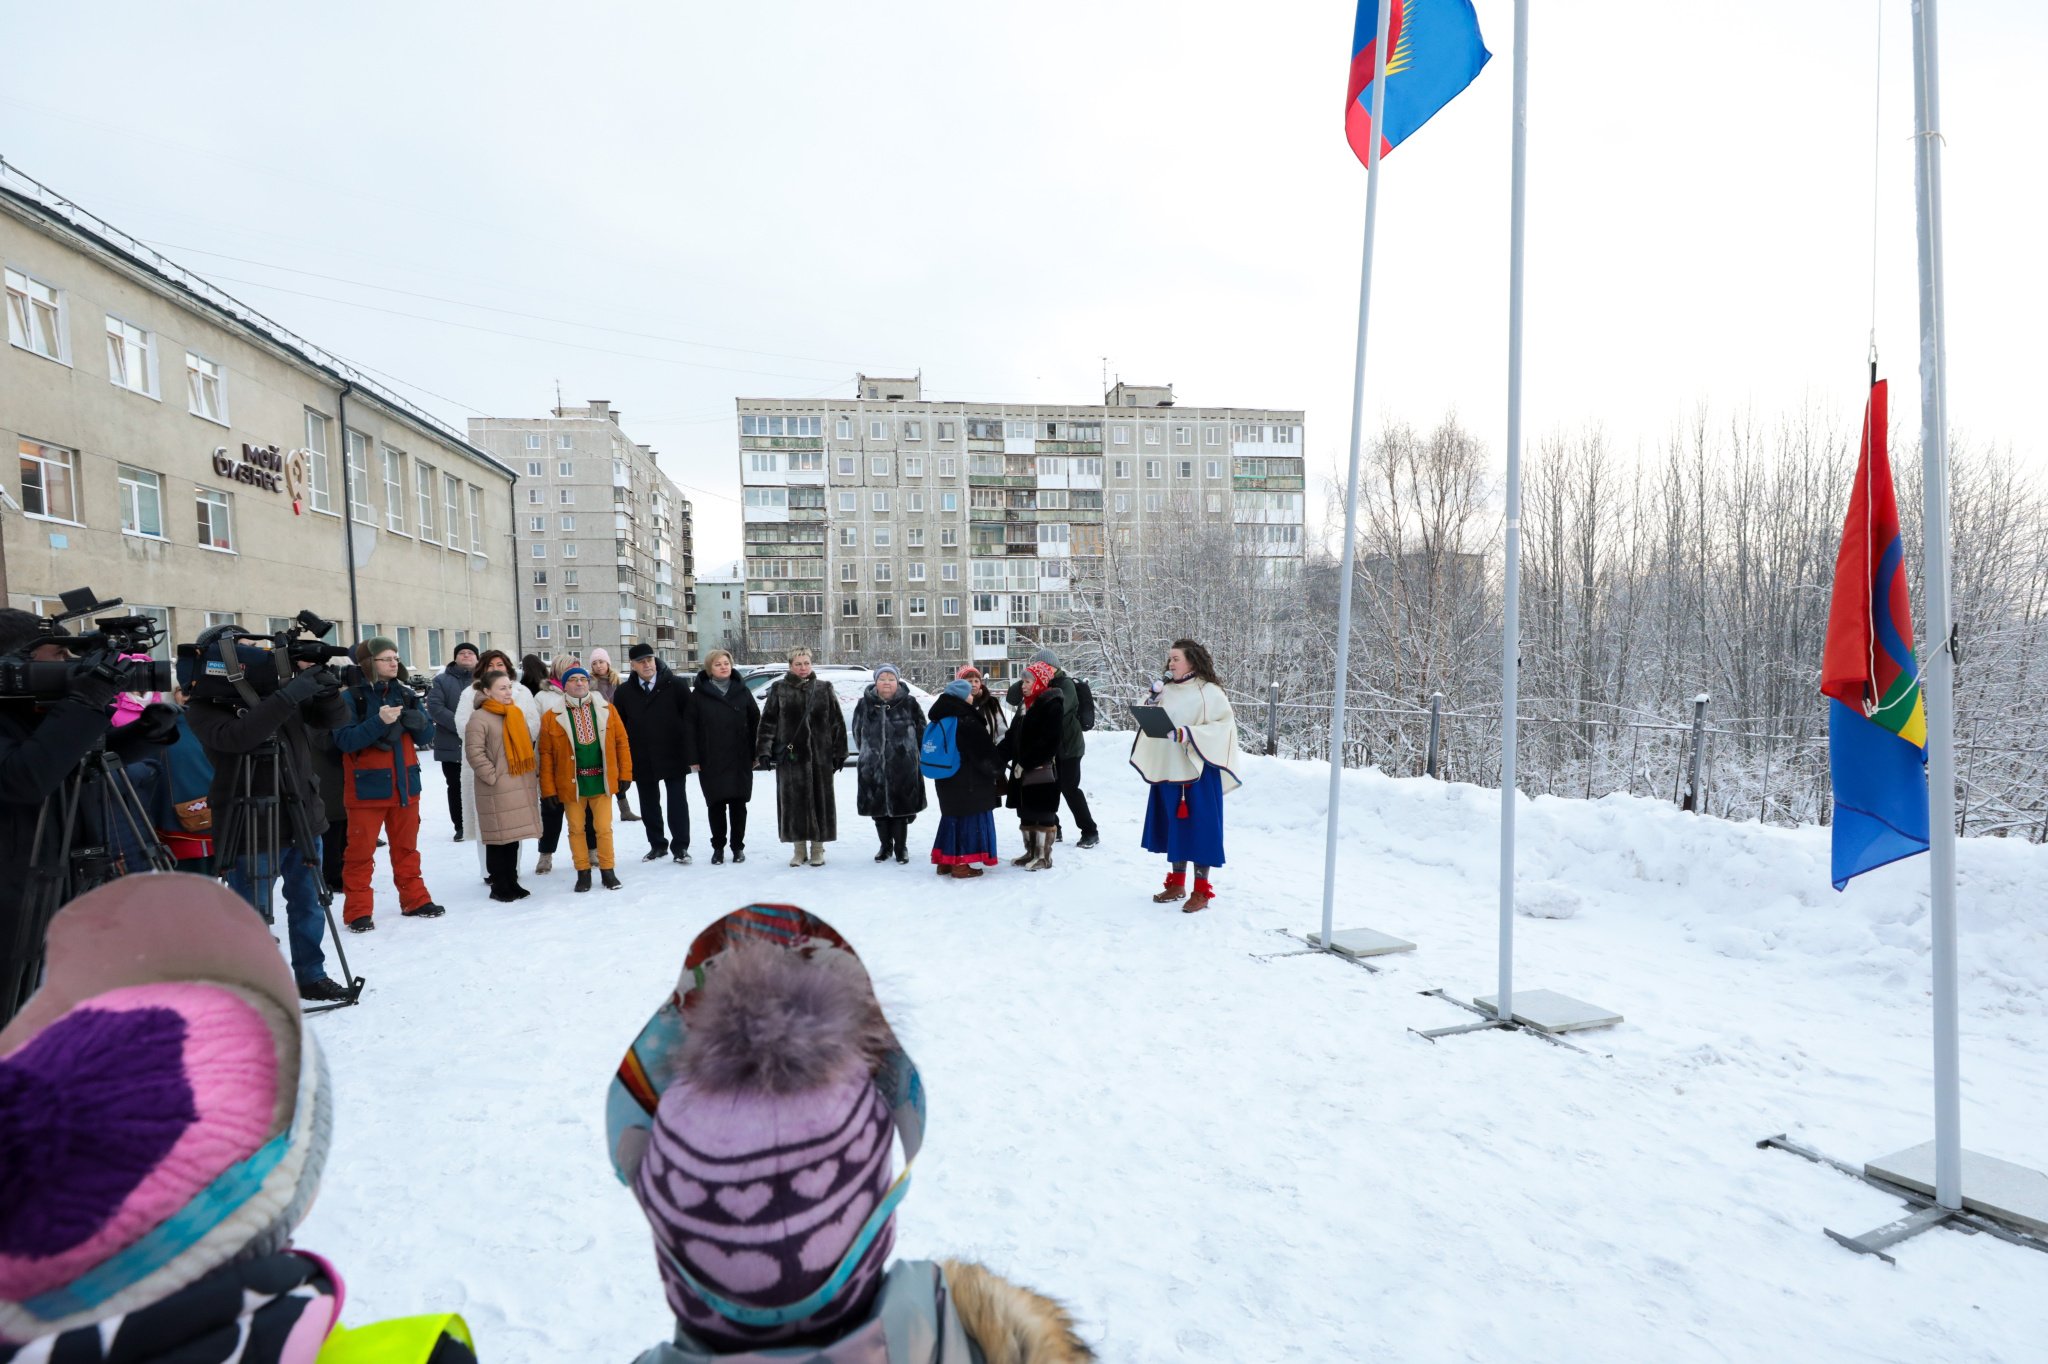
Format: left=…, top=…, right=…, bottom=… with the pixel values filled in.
left=210, top=736, right=365, bottom=1016
left=2, top=741, right=178, bottom=1024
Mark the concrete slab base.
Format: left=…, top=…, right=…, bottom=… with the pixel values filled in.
left=1307, top=928, right=1416, bottom=959
left=1472, top=988, right=1621, bottom=1034
left=1868, top=1143, right=2048, bottom=1237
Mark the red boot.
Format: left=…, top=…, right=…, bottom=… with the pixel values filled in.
left=1152, top=872, right=1187, bottom=904
left=1183, top=877, right=1216, bottom=913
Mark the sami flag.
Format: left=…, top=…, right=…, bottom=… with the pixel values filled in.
left=1346, top=0, right=1492, bottom=165
left=1820, top=378, right=1929, bottom=890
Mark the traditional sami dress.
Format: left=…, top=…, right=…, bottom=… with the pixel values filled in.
left=1130, top=679, right=1241, bottom=868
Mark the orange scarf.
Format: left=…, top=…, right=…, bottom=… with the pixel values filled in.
left=481, top=696, right=535, bottom=775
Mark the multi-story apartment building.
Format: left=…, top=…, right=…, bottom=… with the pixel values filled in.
left=695, top=561, right=744, bottom=658
left=0, top=168, right=519, bottom=669
left=737, top=375, right=1305, bottom=682
left=469, top=401, right=695, bottom=668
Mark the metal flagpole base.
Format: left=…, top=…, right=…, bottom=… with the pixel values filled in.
left=1411, top=988, right=1600, bottom=1052
left=1759, top=1134, right=2048, bottom=1263
left=1308, top=928, right=1416, bottom=959
left=1472, top=988, right=1620, bottom=1035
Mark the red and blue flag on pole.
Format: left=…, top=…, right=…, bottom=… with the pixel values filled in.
left=1346, top=0, right=1492, bottom=165
left=1820, top=379, right=1930, bottom=890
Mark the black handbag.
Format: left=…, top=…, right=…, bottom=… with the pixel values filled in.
left=1020, top=762, right=1057, bottom=787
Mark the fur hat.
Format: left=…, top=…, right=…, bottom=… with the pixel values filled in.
left=1022, top=660, right=1057, bottom=702
left=608, top=907, right=925, bottom=1352
left=361, top=636, right=398, bottom=661
left=873, top=663, right=900, bottom=683
left=0, top=876, right=332, bottom=1345
left=629, top=643, right=657, bottom=661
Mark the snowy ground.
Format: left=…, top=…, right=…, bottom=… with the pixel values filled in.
left=295, top=744, right=2048, bottom=1363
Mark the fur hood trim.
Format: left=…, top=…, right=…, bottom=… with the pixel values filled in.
left=941, top=1260, right=1097, bottom=1363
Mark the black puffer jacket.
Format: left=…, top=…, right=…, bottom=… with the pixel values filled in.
left=184, top=680, right=351, bottom=854
left=927, top=691, right=1001, bottom=818
left=852, top=684, right=927, bottom=819
left=612, top=661, right=695, bottom=781
left=686, top=672, right=760, bottom=804
left=998, top=692, right=1064, bottom=811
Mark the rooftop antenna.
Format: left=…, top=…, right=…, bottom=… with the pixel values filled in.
left=554, top=378, right=563, bottom=416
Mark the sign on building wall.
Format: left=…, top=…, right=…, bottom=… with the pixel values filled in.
left=211, top=443, right=312, bottom=514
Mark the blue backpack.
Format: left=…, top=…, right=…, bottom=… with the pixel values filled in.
left=919, top=716, right=961, bottom=780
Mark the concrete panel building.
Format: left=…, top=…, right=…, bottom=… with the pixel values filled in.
left=0, top=172, right=519, bottom=670
left=695, top=561, right=744, bottom=659
left=736, top=375, right=1305, bottom=682
left=468, top=401, right=695, bottom=668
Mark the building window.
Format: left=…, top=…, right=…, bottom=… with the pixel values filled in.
left=908, top=596, right=927, bottom=616
left=1038, top=489, right=1069, bottom=510
left=118, top=464, right=163, bottom=537
left=565, top=623, right=583, bottom=640
left=941, top=563, right=959, bottom=582
left=1175, top=426, right=1192, bottom=447
left=528, top=487, right=545, bottom=505
left=874, top=562, right=892, bottom=583
left=557, top=434, right=573, bottom=450
left=559, top=488, right=575, bottom=505
left=1113, top=493, right=1130, bottom=513
left=1143, top=426, right=1161, bottom=445
left=940, top=527, right=958, bottom=547
left=1144, top=460, right=1162, bottom=480
left=839, top=526, right=858, bottom=547
left=195, top=487, right=234, bottom=551
left=344, top=430, right=373, bottom=523
left=536, top=623, right=552, bottom=641
left=841, top=598, right=860, bottom=619
left=529, top=515, right=545, bottom=531
left=874, top=527, right=891, bottom=548
left=1205, top=426, right=1222, bottom=446
left=467, top=486, right=483, bottom=553
left=941, top=596, right=960, bottom=616
left=1177, top=460, right=1194, bottom=480
left=937, top=457, right=956, bottom=478
left=1207, top=493, right=1223, bottom=513
left=211, top=612, right=245, bottom=630
left=1144, top=492, right=1163, bottom=512
left=383, top=446, right=407, bottom=532
left=908, top=561, right=926, bottom=581
left=5, top=268, right=64, bottom=361
left=1111, top=426, right=1130, bottom=446
left=532, top=542, right=547, bottom=559
left=940, top=491, right=959, bottom=512
left=872, top=491, right=889, bottom=512
left=560, top=514, right=575, bottom=530
left=559, top=460, right=574, bottom=477
left=837, top=455, right=856, bottom=476
left=840, top=562, right=858, bottom=583
left=1276, top=425, right=1298, bottom=445
left=535, top=597, right=551, bottom=613
left=444, top=474, right=464, bottom=552
left=395, top=626, right=415, bottom=668
left=1112, top=459, right=1131, bottom=480
left=868, top=419, right=887, bottom=440
left=417, top=462, right=438, bottom=541
left=871, top=456, right=891, bottom=477
left=563, top=570, right=578, bottom=586
left=563, top=541, right=579, bottom=557
left=18, top=439, right=77, bottom=521
left=428, top=628, right=445, bottom=662
left=534, top=570, right=548, bottom=585
left=941, top=629, right=961, bottom=650
left=907, top=527, right=925, bottom=547
left=302, top=411, right=333, bottom=514
left=527, top=460, right=543, bottom=477
left=936, top=421, right=956, bottom=441
left=1207, top=459, right=1222, bottom=479
left=838, top=491, right=857, bottom=513
left=520, top=433, right=539, bottom=450
left=903, top=421, right=923, bottom=441
left=1071, top=457, right=1103, bottom=477
left=105, top=316, right=155, bottom=396
left=833, top=417, right=853, bottom=439
left=975, top=628, right=1007, bottom=648
left=185, top=352, right=226, bottom=423
left=904, top=457, right=924, bottom=478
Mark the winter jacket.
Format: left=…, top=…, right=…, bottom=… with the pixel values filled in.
left=686, top=673, right=760, bottom=805
left=852, top=685, right=928, bottom=819
left=0, top=696, right=115, bottom=968
left=630, top=1259, right=1094, bottom=1364
left=334, top=678, right=434, bottom=808
left=999, top=691, right=1064, bottom=810
left=927, top=691, right=1001, bottom=819
left=454, top=681, right=541, bottom=870
left=538, top=694, right=635, bottom=803
left=1128, top=678, right=1242, bottom=793
left=756, top=673, right=847, bottom=843
left=612, top=663, right=696, bottom=782
left=465, top=703, right=544, bottom=845
left=1005, top=668, right=1083, bottom=760
left=184, top=681, right=351, bottom=853
left=425, top=662, right=474, bottom=763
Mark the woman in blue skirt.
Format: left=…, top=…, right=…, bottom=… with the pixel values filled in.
left=1130, top=639, right=1242, bottom=912
left=927, top=671, right=1004, bottom=878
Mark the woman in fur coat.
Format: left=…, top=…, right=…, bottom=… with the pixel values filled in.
left=610, top=906, right=1095, bottom=1364
left=1130, top=637, right=1242, bottom=913
left=851, top=663, right=927, bottom=864
left=997, top=660, right=1065, bottom=871
left=755, top=648, right=848, bottom=866
left=455, top=647, right=539, bottom=883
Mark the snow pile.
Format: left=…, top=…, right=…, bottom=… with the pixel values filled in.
left=297, top=753, right=2047, bottom=1362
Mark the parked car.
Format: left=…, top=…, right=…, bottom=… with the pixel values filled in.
left=744, top=665, right=935, bottom=765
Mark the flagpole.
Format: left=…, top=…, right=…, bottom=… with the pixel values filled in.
left=1496, top=0, right=1530, bottom=1021
left=1320, top=0, right=1395, bottom=953
left=1909, top=0, right=1961, bottom=1212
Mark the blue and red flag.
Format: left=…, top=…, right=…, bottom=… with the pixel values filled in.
left=1346, top=0, right=1492, bottom=165
left=1821, top=378, right=1930, bottom=890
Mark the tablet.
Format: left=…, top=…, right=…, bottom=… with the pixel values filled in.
left=1127, top=703, right=1176, bottom=739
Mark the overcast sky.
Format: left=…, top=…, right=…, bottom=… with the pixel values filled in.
left=6, top=1, right=2040, bottom=572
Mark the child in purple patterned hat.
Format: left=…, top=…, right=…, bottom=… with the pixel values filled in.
left=608, top=906, right=1096, bottom=1363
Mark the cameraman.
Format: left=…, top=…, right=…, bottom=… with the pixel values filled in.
left=183, top=636, right=353, bottom=1002
left=0, top=608, right=126, bottom=1007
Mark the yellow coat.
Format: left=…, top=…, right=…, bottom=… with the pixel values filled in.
left=538, top=693, right=634, bottom=801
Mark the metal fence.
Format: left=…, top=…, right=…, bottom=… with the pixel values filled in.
left=1211, top=687, right=2048, bottom=842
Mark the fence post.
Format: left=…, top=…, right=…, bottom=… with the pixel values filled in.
left=1425, top=691, right=1443, bottom=777
left=1681, top=693, right=1709, bottom=813
left=1957, top=719, right=1977, bottom=836
left=1266, top=682, right=1280, bottom=758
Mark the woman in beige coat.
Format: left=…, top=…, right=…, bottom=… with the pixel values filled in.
left=465, top=669, right=544, bottom=901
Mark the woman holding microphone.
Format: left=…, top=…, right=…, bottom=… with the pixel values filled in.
left=1129, top=638, right=1242, bottom=912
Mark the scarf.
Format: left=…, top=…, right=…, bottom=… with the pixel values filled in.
left=0, top=1252, right=341, bottom=1364
left=480, top=696, right=534, bottom=775
left=706, top=675, right=732, bottom=696
left=566, top=698, right=607, bottom=797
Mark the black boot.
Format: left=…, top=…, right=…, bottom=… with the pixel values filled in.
left=601, top=868, right=622, bottom=890
left=711, top=846, right=725, bottom=865
left=892, top=822, right=909, bottom=864
left=874, top=820, right=892, bottom=862
left=575, top=869, right=593, bottom=893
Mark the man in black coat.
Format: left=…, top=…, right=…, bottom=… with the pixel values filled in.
left=613, top=642, right=697, bottom=864
left=185, top=641, right=352, bottom=1002
left=0, top=609, right=126, bottom=1019
left=426, top=641, right=478, bottom=839
left=1004, top=647, right=1098, bottom=848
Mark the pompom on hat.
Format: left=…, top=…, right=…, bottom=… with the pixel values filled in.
left=607, top=906, right=925, bottom=1351
left=0, top=874, right=332, bottom=1345
left=1022, top=660, right=1057, bottom=702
